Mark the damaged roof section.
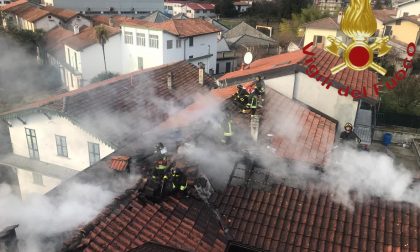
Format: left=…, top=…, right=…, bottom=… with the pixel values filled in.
left=0, top=61, right=214, bottom=147
left=62, top=180, right=227, bottom=252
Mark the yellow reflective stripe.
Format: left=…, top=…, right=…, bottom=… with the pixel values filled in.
left=157, top=165, right=167, bottom=169
left=224, top=122, right=233, bottom=136
left=180, top=185, right=187, bottom=191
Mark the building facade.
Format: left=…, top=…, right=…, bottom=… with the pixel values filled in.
left=121, top=19, right=218, bottom=74
left=164, top=1, right=216, bottom=18
left=41, top=0, right=164, bottom=14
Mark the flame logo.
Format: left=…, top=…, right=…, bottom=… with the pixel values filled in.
left=341, top=0, right=377, bottom=40
left=324, top=0, right=391, bottom=75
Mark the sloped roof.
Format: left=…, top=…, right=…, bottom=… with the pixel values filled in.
left=0, top=61, right=213, bottom=146
left=142, top=10, right=170, bottom=23
left=304, top=16, right=339, bottom=30
left=159, top=85, right=336, bottom=166
left=64, top=25, right=120, bottom=51
left=41, top=6, right=79, bottom=22
left=91, top=15, right=139, bottom=27
left=184, top=2, right=215, bottom=10
left=211, top=184, right=420, bottom=252
left=18, top=6, right=50, bottom=22
left=217, top=38, right=231, bottom=52
left=44, top=26, right=74, bottom=61
left=397, top=0, right=418, bottom=7
left=0, top=0, right=28, bottom=11
left=224, top=22, right=277, bottom=44
left=373, top=9, right=397, bottom=23
left=219, top=48, right=379, bottom=100
left=384, top=14, right=420, bottom=25
left=204, top=17, right=229, bottom=33
left=62, top=179, right=227, bottom=252
left=122, top=18, right=220, bottom=38
left=171, top=13, right=189, bottom=19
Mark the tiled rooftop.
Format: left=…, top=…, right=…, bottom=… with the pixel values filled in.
left=63, top=177, right=420, bottom=252
left=374, top=9, right=397, bottom=23
left=41, top=6, right=79, bottom=22
left=44, top=26, right=74, bottom=61
left=62, top=180, right=227, bottom=252
left=185, top=2, right=215, bottom=10
left=109, top=156, right=130, bottom=171
left=18, top=6, right=49, bottom=22
left=0, top=0, right=28, bottom=11
left=211, top=184, right=420, bottom=252
left=122, top=18, right=220, bottom=38
left=64, top=25, right=120, bottom=51
left=219, top=48, right=379, bottom=100
left=304, top=17, right=339, bottom=30
left=159, top=83, right=336, bottom=166
left=0, top=61, right=213, bottom=146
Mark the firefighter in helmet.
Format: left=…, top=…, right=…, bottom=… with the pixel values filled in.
left=233, top=85, right=249, bottom=109
left=152, top=142, right=169, bottom=182
left=170, top=168, right=188, bottom=194
left=339, top=123, right=361, bottom=144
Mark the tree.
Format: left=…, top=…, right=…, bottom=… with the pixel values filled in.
left=215, top=0, right=237, bottom=17
left=91, top=72, right=118, bottom=83
left=393, top=76, right=420, bottom=110
left=95, top=25, right=110, bottom=73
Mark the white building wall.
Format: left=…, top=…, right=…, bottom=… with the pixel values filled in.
left=41, top=0, right=163, bottom=13
left=16, top=169, right=61, bottom=200
left=265, top=73, right=358, bottom=131
left=34, top=15, right=61, bottom=32
left=184, top=33, right=217, bottom=73
left=81, top=34, right=122, bottom=83
left=121, top=26, right=164, bottom=73
left=8, top=114, right=115, bottom=171
left=397, top=2, right=420, bottom=17
left=265, top=75, right=295, bottom=99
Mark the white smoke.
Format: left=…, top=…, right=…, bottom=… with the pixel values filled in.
left=0, top=175, right=139, bottom=252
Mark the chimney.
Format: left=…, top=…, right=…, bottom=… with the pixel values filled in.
left=250, top=115, right=260, bottom=142
left=167, top=72, right=173, bottom=89
left=73, top=24, right=80, bottom=34
left=337, top=11, right=343, bottom=24
left=198, top=64, right=204, bottom=86
left=0, top=225, right=19, bottom=252
left=62, top=96, right=68, bottom=113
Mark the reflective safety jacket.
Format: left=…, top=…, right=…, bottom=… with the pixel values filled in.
left=224, top=120, right=233, bottom=137
left=247, top=94, right=258, bottom=109
left=172, top=173, right=187, bottom=191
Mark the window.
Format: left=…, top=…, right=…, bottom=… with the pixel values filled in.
left=67, top=48, right=71, bottom=62
left=176, top=39, right=182, bottom=48
left=186, top=10, right=191, bottom=13
left=124, top=31, right=133, bottom=44
left=403, top=12, right=409, bottom=17
left=136, top=33, right=145, bottom=46
left=138, top=57, right=143, bottom=70
left=396, top=20, right=401, bottom=25
left=314, top=35, right=323, bottom=44
left=189, top=37, right=194, bottom=47
left=384, top=25, right=392, bottom=36
left=189, top=55, right=193, bottom=59
left=149, top=35, right=159, bottom=48
left=55, top=135, right=68, bottom=157
left=25, top=128, right=39, bottom=160
left=88, top=142, right=100, bottom=165
left=32, top=172, right=43, bottom=186
left=167, top=40, right=173, bottom=49
left=74, top=52, right=78, bottom=70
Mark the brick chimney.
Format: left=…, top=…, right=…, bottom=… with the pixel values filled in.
left=167, top=72, right=173, bottom=89
left=0, top=225, right=19, bottom=252
left=198, top=64, right=204, bottom=86
left=250, top=115, right=260, bottom=142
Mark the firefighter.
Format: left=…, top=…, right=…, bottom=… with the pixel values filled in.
left=245, top=90, right=258, bottom=115
left=221, top=114, right=233, bottom=144
left=254, top=76, right=265, bottom=96
left=170, top=168, right=188, bottom=194
left=339, top=123, right=361, bottom=144
left=233, top=85, right=249, bottom=109
left=152, top=143, right=169, bottom=182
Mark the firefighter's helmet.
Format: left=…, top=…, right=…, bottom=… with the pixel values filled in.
left=344, top=123, right=353, bottom=130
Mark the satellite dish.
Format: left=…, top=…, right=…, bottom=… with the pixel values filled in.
left=244, top=52, right=253, bottom=65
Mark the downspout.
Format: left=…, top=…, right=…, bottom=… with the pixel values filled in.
left=292, top=69, right=298, bottom=100
left=183, top=38, right=186, bottom=60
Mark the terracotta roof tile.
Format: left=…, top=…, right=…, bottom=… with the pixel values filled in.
left=122, top=18, right=219, bottom=38
left=64, top=25, right=120, bottom=51
left=0, top=61, right=212, bottom=146
left=304, top=17, right=339, bottom=30
left=184, top=2, right=215, bottom=10
left=109, top=156, right=130, bottom=171
left=41, top=6, right=79, bottom=21
left=18, top=6, right=49, bottom=22
left=219, top=48, right=379, bottom=100
left=0, top=0, right=27, bottom=11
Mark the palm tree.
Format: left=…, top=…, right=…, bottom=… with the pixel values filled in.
left=95, top=25, right=110, bottom=73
